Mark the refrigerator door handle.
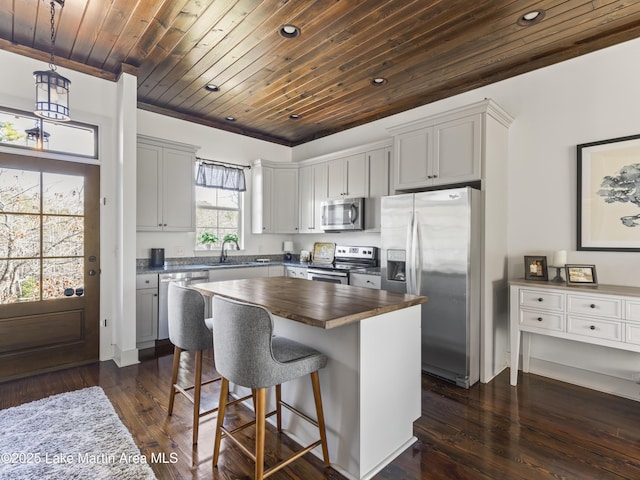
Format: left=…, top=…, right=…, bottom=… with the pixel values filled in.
left=413, top=212, right=422, bottom=294
left=405, top=211, right=414, bottom=294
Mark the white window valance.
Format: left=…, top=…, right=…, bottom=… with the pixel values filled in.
left=196, top=162, right=247, bottom=192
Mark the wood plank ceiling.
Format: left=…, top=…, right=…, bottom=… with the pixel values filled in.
left=2, top=0, right=640, bottom=146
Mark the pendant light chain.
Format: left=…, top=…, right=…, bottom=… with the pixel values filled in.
left=49, top=1, right=56, bottom=70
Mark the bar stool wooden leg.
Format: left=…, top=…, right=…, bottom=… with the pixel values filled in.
left=311, top=371, right=330, bottom=466
left=276, top=384, right=282, bottom=432
left=212, top=377, right=229, bottom=466
left=192, top=350, right=203, bottom=445
left=168, top=346, right=182, bottom=415
left=255, top=388, right=267, bottom=480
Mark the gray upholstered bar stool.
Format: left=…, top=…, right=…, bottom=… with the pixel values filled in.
left=166, top=283, right=219, bottom=445
left=211, top=296, right=330, bottom=480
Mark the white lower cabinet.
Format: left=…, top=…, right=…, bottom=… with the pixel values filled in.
left=285, top=266, right=308, bottom=279
left=135, top=274, right=158, bottom=349
left=350, top=273, right=381, bottom=289
left=510, top=281, right=640, bottom=386
left=209, top=266, right=270, bottom=281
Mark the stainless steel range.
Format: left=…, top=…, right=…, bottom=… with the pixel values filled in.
left=307, top=245, right=378, bottom=284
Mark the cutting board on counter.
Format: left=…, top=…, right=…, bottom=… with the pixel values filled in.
left=312, top=242, right=335, bottom=264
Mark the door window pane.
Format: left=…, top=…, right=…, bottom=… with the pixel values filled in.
left=0, top=259, right=40, bottom=303
left=43, top=173, right=84, bottom=215
left=43, top=216, right=84, bottom=257
left=42, top=258, right=83, bottom=300
left=0, top=214, right=40, bottom=258
left=0, top=168, right=40, bottom=213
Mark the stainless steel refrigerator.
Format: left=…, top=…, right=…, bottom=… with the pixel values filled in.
left=381, top=187, right=481, bottom=388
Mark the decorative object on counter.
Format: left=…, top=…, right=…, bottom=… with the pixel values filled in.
left=524, top=255, right=548, bottom=281
left=550, top=250, right=567, bottom=282
left=312, top=242, right=335, bottom=264
left=150, top=247, right=165, bottom=267
left=283, top=240, right=294, bottom=261
left=566, top=264, right=598, bottom=286
left=300, top=250, right=311, bottom=262
left=577, top=134, right=640, bottom=252
left=197, top=232, right=218, bottom=249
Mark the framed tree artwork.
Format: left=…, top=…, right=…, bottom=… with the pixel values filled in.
left=577, top=134, right=640, bottom=251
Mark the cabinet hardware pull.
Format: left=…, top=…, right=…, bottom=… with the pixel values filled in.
left=590, top=304, right=596, bottom=308
left=589, top=325, right=596, bottom=330
left=537, top=317, right=543, bottom=321
left=537, top=298, right=543, bottom=302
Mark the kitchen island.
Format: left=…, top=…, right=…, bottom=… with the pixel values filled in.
left=192, top=277, right=427, bottom=480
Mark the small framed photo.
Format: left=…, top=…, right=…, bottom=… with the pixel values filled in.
left=524, top=256, right=548, bottom=281
left=565, top=264, right=598, bottom=286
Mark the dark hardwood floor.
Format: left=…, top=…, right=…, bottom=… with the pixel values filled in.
left=1, top=351, right=640, bottom=479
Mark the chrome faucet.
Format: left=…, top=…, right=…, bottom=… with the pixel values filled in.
left=220, top=239, right=239, bottom=263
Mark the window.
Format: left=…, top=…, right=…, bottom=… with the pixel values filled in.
left=0, top=167, right=86, bottom=303
left=195, top=185, right=242, bottom=250
left=0, top=107, right=97, bottom=158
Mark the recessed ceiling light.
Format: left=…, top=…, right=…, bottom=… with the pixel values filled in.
left=279, top=24, right=301, bottom=39
left=289, top=114, right=301, bottom=120
left=371, top=77, right=388, bottom=86
left=517, top=9, right=545, bottom=26
left=225, top=116, right=236, bottom=122
left=204, top=84, right=220, bottom=92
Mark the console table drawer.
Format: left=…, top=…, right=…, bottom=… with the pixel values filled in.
left=519, top=309, right=564, bottom=331
left=567, top=316, right=622, bottom=341
left=520, top=290, right=564, bottom=311
left=627, top=301, right=640, bottom=322
left=567, top=295, right=622, bottom=319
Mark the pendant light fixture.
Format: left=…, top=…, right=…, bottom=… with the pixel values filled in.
left=34, top=0, right=70, bottom=122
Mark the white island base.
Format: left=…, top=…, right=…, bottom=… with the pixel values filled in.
left=230, top=304, right=422, bottom=480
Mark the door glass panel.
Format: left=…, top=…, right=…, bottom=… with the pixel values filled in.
left=0, top=169, right=40, bottom=213
left=0, top=214, right=40, bottom=257
left=43, top=216, right=84, bottom=257
left=0, top=167, right=85, bottom=304
left=42, top=258, right=84, bottom=300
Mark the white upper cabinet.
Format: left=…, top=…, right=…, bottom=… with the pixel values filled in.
left=365, top=147, right=391, bottom=232
left=252, top=159, right=299, bottom=234
left=327, top=153, right=369, bottom=199
left=299, top=163, right=328, bottom=233
left=136, top=136, right=197, bottom=232
left=388, top=101, right=510, bottom=191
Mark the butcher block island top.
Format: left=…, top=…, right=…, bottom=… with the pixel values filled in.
left=192, top=276, right=427, bottom=329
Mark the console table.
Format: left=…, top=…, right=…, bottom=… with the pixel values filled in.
left=509, top=280, right=640, bottom=386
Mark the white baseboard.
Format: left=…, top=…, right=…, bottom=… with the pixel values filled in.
left=112, top=345, right=140, bottom=367
left=525, top=357, right=640, bottom=402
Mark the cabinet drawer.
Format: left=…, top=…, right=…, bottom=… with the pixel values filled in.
left=519, top=290, right=564, bottom=311
left=567, top=294, right=621, bottom=319
left=626, top=300, right=640, bottom=322
left=567, top=316, right=622, bottom=341
left=519, top=309, right=564, bottom=331
left=350, top=273, right=381, bottom=289
left=136, top=274, right=158, bottom=289
left=625, top=323, right=640, bottom=345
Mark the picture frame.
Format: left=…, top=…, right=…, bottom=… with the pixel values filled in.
left=524, top=255, right=548, bottom=281
left=565, top=264, right=598, bottom=286
left=577, top=134, right=640, bottom=252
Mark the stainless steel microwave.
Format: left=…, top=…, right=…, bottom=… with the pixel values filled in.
left=321, top=197, right=365, bottom=231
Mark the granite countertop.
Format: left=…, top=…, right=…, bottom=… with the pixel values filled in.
left=192, top=276, right=426, bottom=329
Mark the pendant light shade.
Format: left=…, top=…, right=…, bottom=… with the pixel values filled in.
left=34, top=0, right=70, bottom=122
left=34, top=69, right=70, bottom=121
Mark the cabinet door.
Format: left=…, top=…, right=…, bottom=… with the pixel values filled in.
left=252, top=165, right=274, bottom=233
left=327, top=158, right=345, bottom=198
left=162, top=148, right=195, bottom=231
left=366, top=148, right=390, bottom=231
left=136, top=144, right=162, bottom=231
left=345, top=153, right=368, bottom=198
left=298, top=165, right=314, bottom=233
left=394, top=127, right=433, bottom=190
left=272, top=168, right=299, bottom=233
left=433, top=114, right=481, bottom=185
left=136, top=288, right=158, bottom=345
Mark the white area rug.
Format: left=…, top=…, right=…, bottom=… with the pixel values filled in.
left=0, top=386, right=157, bottom=480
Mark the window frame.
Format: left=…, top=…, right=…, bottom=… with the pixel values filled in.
left=194, top=185, right=244, bottom=251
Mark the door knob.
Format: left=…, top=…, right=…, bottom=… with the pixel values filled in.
left=88, top=269, right=97, bottom=276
